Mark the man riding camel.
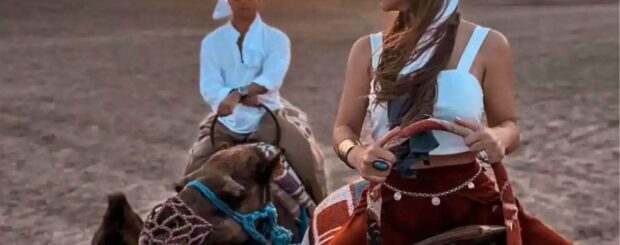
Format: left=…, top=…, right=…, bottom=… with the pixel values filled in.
left=186, top=0, right=326, bottom=203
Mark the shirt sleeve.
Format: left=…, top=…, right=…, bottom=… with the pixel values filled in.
left=253, top=32, right=291, bottom=91
left=199, top=38, right=232, bottom=107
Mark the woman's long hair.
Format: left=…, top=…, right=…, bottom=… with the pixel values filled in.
left=373, top=0, right=460, bottom=125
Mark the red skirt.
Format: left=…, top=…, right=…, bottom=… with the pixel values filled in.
left=328, top=163, right=572, bottom=245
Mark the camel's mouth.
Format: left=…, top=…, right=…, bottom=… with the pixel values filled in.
left=140, top=196, right=213, bottom=245
left=142, top=143, right=289, bottom=244
left=141, top=179, right=291, bottom=245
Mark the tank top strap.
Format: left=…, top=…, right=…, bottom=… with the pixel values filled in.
left=456, top=26, right=490, bottom=72
left=369, top=32, right=383, bottom=70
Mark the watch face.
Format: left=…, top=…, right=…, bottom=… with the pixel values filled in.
left=238, top=86, right=249, bottom=96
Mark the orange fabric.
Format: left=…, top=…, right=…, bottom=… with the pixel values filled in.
left=328, top=163, right=572, bottom=245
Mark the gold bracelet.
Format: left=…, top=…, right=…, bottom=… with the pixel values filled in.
left=337, top=139, right=361, bottom=169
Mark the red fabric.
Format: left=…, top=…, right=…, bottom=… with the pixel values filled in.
left=328, top=163, right=572, bottom=245
left=313, top=200, right=350, bottom=243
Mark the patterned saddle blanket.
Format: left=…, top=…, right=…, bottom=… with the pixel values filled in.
left=305, top=179, right=369, bottom=244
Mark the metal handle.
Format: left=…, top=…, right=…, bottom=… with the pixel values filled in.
left=210, top=104, right=281, bottom=147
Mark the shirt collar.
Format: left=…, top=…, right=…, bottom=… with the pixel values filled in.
left=224, top=15, right=265, bottom=52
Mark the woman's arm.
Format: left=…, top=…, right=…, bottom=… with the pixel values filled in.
left=455, top=29, right=520, bottom=163
left=333, top=36, right=398, bottom=182
left=482, top=30, right=520, bottom=155
left=332, top=36, right=372, bottom=150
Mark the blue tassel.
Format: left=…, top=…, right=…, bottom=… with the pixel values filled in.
left=270, top=226, right=293, bottom=245
left=266, top=204, right=292, bottom=245
left=296, top=208, right=310, bottom=241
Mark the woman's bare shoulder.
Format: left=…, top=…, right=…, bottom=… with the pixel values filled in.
left=461, top=20, right=512, bottom=63
left=462, top=20, right=511, bottom=51
left=351, top=35, right=372, bottom=57
left=485, top=29, right=511, bottom=53
left=348, top=35, right=373, bottom=67
left=482, top=28, right=512, bottom=68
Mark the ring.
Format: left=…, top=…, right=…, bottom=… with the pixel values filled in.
left=477, top=150, right=490, bottom=163
left=372, top=160, right=390, bottom=171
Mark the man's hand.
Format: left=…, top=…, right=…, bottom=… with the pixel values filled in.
left=241, top=95, right=261, bottom=107
left=217, top=92, right=241, bottom=116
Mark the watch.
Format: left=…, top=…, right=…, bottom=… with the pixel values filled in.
left=337, top=139, right=361, bottom=169
left=236, top=86, right=250, bottom=100
left=229, top=87, right=249, bottom=100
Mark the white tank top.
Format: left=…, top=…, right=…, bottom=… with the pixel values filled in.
left=367, top=26, right=490, bottom=155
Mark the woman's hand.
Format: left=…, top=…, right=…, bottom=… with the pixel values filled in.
left=347, top=127, right=401, bottom=183
left=454, top=118, right=506, bottom=163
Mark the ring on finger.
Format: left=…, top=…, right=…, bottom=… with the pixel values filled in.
left=477, top=150, right=490, bottom=163
left=372, top=160, right=391, bottom=171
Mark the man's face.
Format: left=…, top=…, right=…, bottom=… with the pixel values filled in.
left=228, top=0, right=260, bottom=20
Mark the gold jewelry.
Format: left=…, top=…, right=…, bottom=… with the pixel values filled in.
left=336, top=139, right=361, bottom=169
left=477, top=150, right=490, bottom=163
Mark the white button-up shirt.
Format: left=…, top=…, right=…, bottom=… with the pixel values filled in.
left=200, top=15, right=291, bottom=134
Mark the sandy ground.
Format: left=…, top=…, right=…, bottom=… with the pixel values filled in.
left=0, top=0, right=618, bottom=244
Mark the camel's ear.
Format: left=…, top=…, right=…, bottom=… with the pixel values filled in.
left=254, top=146, right=283, bottom=185
left=104, top=192, right=131, bottom=228
left=92, top=192, right=143, bottom=245
left=103, top=192, right=143, bottom=228
left=218, top=175, right=247, bottom=210
left=221, top=175, right=246, bottom=198
left=255, top=143, right=282, bottom=163
left=175, top=165, right=213, bottom=192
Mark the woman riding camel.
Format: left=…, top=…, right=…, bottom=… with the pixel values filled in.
left=326, top=0, right=572, bottom=244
